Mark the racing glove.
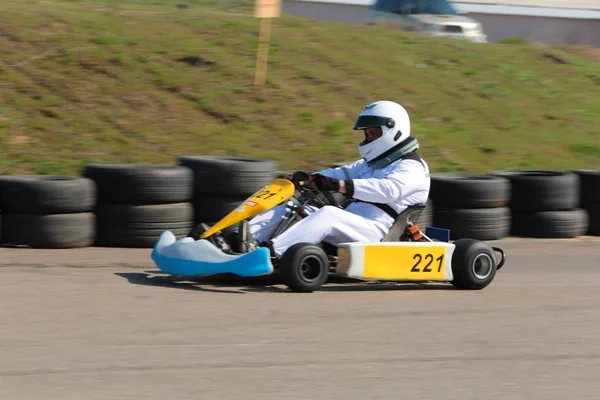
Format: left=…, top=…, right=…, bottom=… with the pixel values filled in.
left=289, top=170, right=311, bottom=188
left=311, top=174, right=340, bottom=191
left=311, top=174, right=355, bottom=197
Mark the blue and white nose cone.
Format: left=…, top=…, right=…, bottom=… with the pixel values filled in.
left=151, top=231, right=274, bottom=277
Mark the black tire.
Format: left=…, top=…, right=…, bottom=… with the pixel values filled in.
left=279, top=243, right=329, bottom=293
left=451, top=238, right=498, bottom=290
left=192, top=194, right=248, bottom=222
left=83, top=164, right=194, bottom=205
left=178, top=155, right=276, bottom=196
left=433, top=207, right=511, bottom=241
left=586, top=204, right=600, bottom=235
left=94, top=202, right=194, bottom=248
left=418, top=198, right=434, bottom=228
left=0, top=176, right=96, bottom=214
left=275, top=171, right=292, bottom=179
left=1, top=212, right=96, bottom=248
left=573, top=169, right=600, bottom=234
left=511, top=208, right=588, bottom=238
left=429, top=173, right=510, bottom=208
left=489, top=170, right=579, bottom=211
left=572, top=169, right=600, bottom=206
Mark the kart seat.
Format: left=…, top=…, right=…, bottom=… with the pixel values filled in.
left=382, top=203, right=427, bottom=242
left=320, top=203, right=428, bottom=258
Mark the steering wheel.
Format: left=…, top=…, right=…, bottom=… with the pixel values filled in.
left=320, top=186, right=342, bottom=208
left=289, top=171, right=343, bottom=208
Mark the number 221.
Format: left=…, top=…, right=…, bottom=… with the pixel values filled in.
left=411, top=253, right=444, bottom=273
left=253, top=189, right=276, bottom=199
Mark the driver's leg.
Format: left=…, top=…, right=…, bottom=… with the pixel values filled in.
left=247, top=204, right=289, bottom=244
left=248, top=202, right=320, bottom=244
left=195, top=204, right=289, bottom=253
left=268, top=205, right=388, bottom=257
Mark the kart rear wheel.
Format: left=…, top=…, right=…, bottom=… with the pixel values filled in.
left=450, top=238, right=498, bottom=290
left=280, top=243, right=329, bottom=293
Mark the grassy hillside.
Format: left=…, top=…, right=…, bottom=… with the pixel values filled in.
left=1, top=0, right=599, bottom=176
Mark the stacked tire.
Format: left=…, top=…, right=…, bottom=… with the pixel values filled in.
left=83, top=164, right=195, bottom=248
left=573, top=169, right=600, bottom=236
left=490, top=170, right=588, bottom=238
left=178, top=156, right=277, bottom=225
left=418, top=198, right=434, bottom=229
left=0, top=176, right=96, bottom=248
left=428, top=172, right=511, bottom=241
left=275, top=171, right=292, bottom=179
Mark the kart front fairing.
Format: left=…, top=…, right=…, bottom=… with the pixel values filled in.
left=151, top=231, right=274, bottom=277
left=151, top=178, right=297, bottom=277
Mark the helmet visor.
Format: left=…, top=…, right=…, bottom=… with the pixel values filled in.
left=353, top=115, right=393, bottom=130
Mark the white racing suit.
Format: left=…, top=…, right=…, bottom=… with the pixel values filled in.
left=248, top=153, right=431, bottom=257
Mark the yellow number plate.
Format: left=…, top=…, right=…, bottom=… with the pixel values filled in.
left=363, top=245, right=447, bottom=280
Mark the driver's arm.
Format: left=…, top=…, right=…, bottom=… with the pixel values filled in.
left=313, top=160, right=364, bottom=181
left=342, top=160, right=428, bottom=203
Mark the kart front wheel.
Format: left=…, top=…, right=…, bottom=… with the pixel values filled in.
left=451, top=238, right=498, bottom=290
left=280, top=243, right=329, bottom=293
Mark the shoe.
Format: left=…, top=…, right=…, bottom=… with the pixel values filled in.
left=200, top=224, right=233, bottom=254
left=246, top=234, right=260, bottom=252
left=189, top=222, right=234, bottom=253
left=213, top=231, right=233, bottom=253
left=228, top=220, right=261, bottom=253
left=188, top=222, right=210, bottom=240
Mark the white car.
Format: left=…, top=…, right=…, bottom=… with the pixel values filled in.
left=369, top=1, right=488, bottom=43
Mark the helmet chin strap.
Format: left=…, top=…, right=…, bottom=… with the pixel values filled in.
left=366, top=137, right=420, bottom=169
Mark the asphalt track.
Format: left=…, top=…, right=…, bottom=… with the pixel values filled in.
left=1, top=237, right=599, bottom=399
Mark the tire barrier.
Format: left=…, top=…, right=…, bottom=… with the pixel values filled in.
left=490, top=170, right=588, bottom=238
left=178, top=156, right=277, bottom=224
left=428, top=173, right=511, bottom=240
left=0, top=176, right=96, bottom=248
left=93, top=202, right=194, bottom=248
left=419, top=198, right=434, bottom=229
left=83, top=164, right=195, bottom=248
left=573, top=169, right=600, bottom=236
left=275, top=171, right=292, bottom=179
left=0, top=163, right=597, bottom=248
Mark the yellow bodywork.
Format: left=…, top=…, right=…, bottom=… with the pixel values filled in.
left=337, top=242, right=454, bottom=281
left=362, top=244, right=447, bottom=280
left=201, top=179, right=296, bottom=239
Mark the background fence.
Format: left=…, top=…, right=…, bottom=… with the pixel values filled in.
left=0, top=156, right=597, bottom=248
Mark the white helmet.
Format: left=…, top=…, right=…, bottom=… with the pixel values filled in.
left=353, top=100, right=411, bottom=163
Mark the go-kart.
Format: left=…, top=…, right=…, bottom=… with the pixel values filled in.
left=151, top=177, right=506, bottom=292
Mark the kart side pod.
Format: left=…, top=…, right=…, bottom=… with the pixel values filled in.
left=336, top=241, right=455, bottom=281
left=335, top=238, right=504, bottom=290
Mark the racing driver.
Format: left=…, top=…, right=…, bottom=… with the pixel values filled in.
left=209, top=100, right=431, bottom=257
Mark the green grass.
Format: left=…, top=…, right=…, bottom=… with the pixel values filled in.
left=1, top=0, right=599, bottom=176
